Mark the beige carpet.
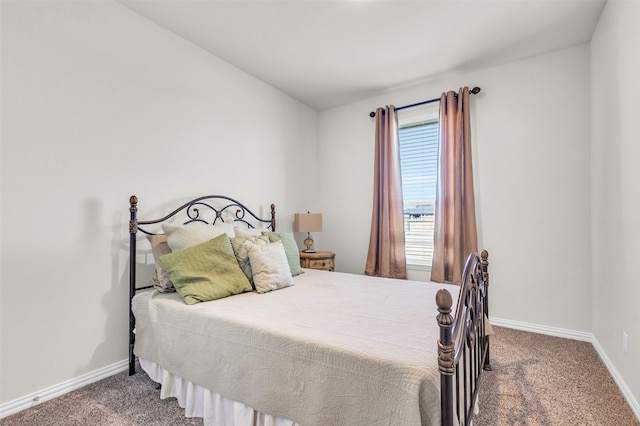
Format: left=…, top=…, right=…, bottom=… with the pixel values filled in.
left=1, top=326, right=638, bottom=425
left=0, top=370, right=203, bottom=426
left=473, top=326, right=639, bottom=425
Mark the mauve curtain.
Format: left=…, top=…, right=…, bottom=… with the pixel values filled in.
left=430, top=87, right=478, bottom=284
left=365, top=105, right=407, bottom=279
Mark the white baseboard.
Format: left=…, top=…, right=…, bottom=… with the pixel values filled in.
left=490, top=316, right=640, bottom=422
left=0, top=359, right=129, bottom=419
left=489, top=317, right=593, bottom=342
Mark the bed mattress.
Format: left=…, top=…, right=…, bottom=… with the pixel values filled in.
left=132, top=268, right=460, bottom=426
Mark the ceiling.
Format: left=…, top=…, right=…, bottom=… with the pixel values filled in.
left=118, top=0, right=606, bottom=111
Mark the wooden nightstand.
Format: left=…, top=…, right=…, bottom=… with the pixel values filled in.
left=299, top=251, right=335, bottom=271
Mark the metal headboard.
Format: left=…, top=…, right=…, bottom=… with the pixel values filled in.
left=127, top=194, right=276, bottom=375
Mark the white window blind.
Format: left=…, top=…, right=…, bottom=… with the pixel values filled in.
left=398, top=120, right=438, bottom=268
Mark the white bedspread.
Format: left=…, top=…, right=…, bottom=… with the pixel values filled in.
left=132, top=269, right=460, bottom=426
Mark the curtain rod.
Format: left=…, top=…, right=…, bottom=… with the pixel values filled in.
left=368, top=86, right=481, bottom=118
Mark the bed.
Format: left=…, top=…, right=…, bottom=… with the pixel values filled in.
left=128, top=194, right=491, bottom=426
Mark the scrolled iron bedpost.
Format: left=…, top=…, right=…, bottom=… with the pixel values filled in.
left=128, top=195, right=138, bottom=376
left=481, top=250, right=492, bottom=371
left=436, top=288, right=455, bottom=426
left=270, top=203, right=276, bottom=231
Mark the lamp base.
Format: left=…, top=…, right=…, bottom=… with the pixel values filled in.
left=303, top=235, right=315, bottom=253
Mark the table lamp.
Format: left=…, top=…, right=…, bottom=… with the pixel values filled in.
left=294, top=212, right=322, bottom=253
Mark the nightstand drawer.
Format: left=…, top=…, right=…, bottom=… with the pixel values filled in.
left=307, top=258, right=334, bottom=271
left=299, top=251, right=335, bottom=271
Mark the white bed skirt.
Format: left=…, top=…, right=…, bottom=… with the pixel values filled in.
left=139, top=358, right=300, bottom=426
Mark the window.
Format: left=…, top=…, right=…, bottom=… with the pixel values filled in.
left=398, top=119, right=438, bottom=268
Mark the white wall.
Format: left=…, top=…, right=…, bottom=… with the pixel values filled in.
left=318, top=45, right=592, bottom=332
left=0, top=1, right=317, bottom=404
left=591, top=0, right=640, bottom=404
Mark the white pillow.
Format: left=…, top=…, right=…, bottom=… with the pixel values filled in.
left=230, top=235, right=270, bottom=285
left=234, top=226, right=263, bottom=238
left=163, top=222, right=235, bottom=251
left=248, top=240, right=294, bottom=293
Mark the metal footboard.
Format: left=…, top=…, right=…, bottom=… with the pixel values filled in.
left=437, top=250, right=491, bottom=426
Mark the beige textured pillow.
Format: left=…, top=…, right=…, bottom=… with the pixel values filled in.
left=147, top=234, right=175, bottom=292
left=163, top=222, right=235, bottom=251
left=230, top=235, right=270, bottom=287
left=248, top=240, right=295, bottom=294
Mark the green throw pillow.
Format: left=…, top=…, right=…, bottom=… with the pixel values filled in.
left=262, top=231, right=304, bottom=276
left=158, top=234, right=252, bottom=304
